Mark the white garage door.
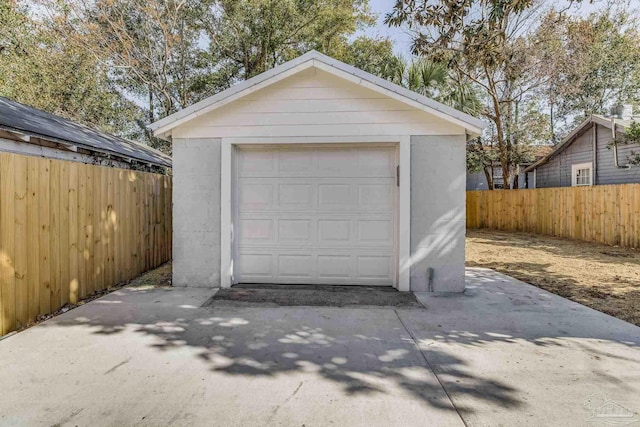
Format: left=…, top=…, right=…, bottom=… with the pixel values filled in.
left=235, top=145, right=397, bottom=286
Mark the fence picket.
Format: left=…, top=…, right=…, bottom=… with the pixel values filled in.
left=467, top=184, right=640, bottom=248
left=0, top=153, right=171, bottom=335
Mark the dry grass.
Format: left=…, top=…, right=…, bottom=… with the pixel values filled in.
left=127, top=262, right=172, bottom=288
left=466, top=229, right=640, bottom=326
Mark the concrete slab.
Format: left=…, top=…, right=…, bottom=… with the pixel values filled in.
left=1, top=268, right=639, bottom=427
left=403, top=268, right=640, bottom=426
left=0, top=287, right=461, bottom=427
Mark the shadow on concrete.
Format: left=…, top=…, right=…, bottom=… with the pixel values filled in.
left=41, top=292, right=522, bottom=415
left=36, top=267, right=640, bottom=420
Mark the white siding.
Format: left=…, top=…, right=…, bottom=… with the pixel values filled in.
left=172, top=68, right=465, bottom=139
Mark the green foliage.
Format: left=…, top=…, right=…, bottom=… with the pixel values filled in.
left=332, top=36, right=396, bottom=77
left=626, top=122, right=640, bottom=144
left=0, top=2, right=142, bottom=139
left=534, top=9, right=640, bottom=137
left=616, top=121, right=640, bottom=165
left=385, top=0, right=550, bottom=188
left=199, top=0, right=376, bottom=80
left=1, top=0, right=386, bottom=152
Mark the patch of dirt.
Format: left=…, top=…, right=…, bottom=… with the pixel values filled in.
left=127, top=262, right=172, bottom=288
left=207, top=285, right=423, bottom=308
left=466, top=229, right=640, bottom=326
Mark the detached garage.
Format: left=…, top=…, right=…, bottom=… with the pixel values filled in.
left=150, top=51, right=485, bottom=292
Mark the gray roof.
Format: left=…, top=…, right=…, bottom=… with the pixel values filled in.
left=523, top=115, right=633, bottom=173
left=150, top=50, right=487, bottom=139
left=0, top=96, right=171, bottom=168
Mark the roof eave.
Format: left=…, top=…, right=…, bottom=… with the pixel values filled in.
left=0, top=124, right=171, bottom=168
left=523, top=115, right=630, bottom=173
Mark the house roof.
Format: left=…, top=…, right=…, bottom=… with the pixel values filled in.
left=0, top=96, right=172, bottom=168
left=149, top=50, right=487, bottom=140
left=523, top=115, right=633, bottom=173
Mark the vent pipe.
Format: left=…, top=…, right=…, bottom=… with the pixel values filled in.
left=612, top=117, right=631, bottom=170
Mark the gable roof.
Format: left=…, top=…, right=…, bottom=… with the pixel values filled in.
left=0, top=97, right=171, bottom=168
left=523, top=115, right=633, bottom=173
left=149, top=50, right=486, bottom=140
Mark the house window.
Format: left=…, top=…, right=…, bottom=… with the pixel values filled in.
left=571, top=162, right=593, bottom=187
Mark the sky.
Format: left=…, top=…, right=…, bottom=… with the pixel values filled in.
left=366, top=0, right=610, bottom=56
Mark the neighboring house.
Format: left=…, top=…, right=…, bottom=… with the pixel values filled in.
left=466, top=145, right=553, bottom=190
left=466, top=165, right=517, bottom=190
left=150, top=50, right=486, bottom=293
left=0, top=96, right=171, bottom=172
left=524, top=112, right=639, bottom=188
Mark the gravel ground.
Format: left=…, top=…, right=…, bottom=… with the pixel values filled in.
left=207, top=284, right=423, bottom=308
left=466, top=229, right=640, bottom=326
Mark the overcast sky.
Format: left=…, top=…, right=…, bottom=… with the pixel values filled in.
left=366, top=0, right=610, bottom=56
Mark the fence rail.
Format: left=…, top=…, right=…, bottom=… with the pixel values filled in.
left=0, top=152, right=172, bottom=335
left=466, top=184, right=640, bottom=248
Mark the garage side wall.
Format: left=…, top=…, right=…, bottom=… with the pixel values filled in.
left=173, top=138, right=221, bottom=287
left=410, top=135, right=466, bottom=292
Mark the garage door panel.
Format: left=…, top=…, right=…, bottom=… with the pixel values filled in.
left=278, top=219, right=312, bottom=241
left=317, top=255, right=351, bottom=279
left=239, top=219, right=273, bottom=241
left=357, top=148, right=395, bottom=174
left=357, top=256, right=393, bottom=280
left=237, top=252, right=393, bottom=285
left=239, top=183, right=274, bottom=209
left=278, top=255, right=313, bottom=278
left=278, top=184, right=313, bottom=208
left=239, top=254, right=273, bottom=277
left=317, top=148, right=359, bottom=175
left=238, top=149, right=276, bottom=176
left=278, top=149, right=314, bottom=172
left=317, top=184, right=353, bottom=208
left=236, top=145, right=396, bottom=286
left=358, top=184, right=394, bottom=209
left=238, top=215, right=394, bottom=248
left=358, top=220, right=392, bottom=243
left=317, top=219, right=350, bottom=243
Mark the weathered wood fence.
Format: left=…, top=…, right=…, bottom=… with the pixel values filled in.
left=467, top=184, right=640, bottom=248
left=0, top=152, right=172, bottom=335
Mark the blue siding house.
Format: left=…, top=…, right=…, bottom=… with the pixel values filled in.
left=524, top=114, right=640, bottom=188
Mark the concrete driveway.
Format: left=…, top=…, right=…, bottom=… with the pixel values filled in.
left=1, top=268, right=638, bottom=427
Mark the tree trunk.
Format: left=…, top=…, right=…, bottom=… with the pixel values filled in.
left=483, top=166, right=494, bottom=190
left=148, top=88, right=154, bottom=123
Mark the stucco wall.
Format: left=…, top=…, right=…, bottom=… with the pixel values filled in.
left=410, top=135, right=466, bottom=292
left=172, top=135, right=467, bottom=292
left=172, top=138, right=221, bottom=287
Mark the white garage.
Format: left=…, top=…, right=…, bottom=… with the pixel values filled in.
left=150, top=51, right=486, bottom=292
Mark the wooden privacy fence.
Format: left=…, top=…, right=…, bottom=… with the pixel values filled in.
left=0, top=152, right=172, bottom=335
left=467, top=184, right=640, bottom=248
